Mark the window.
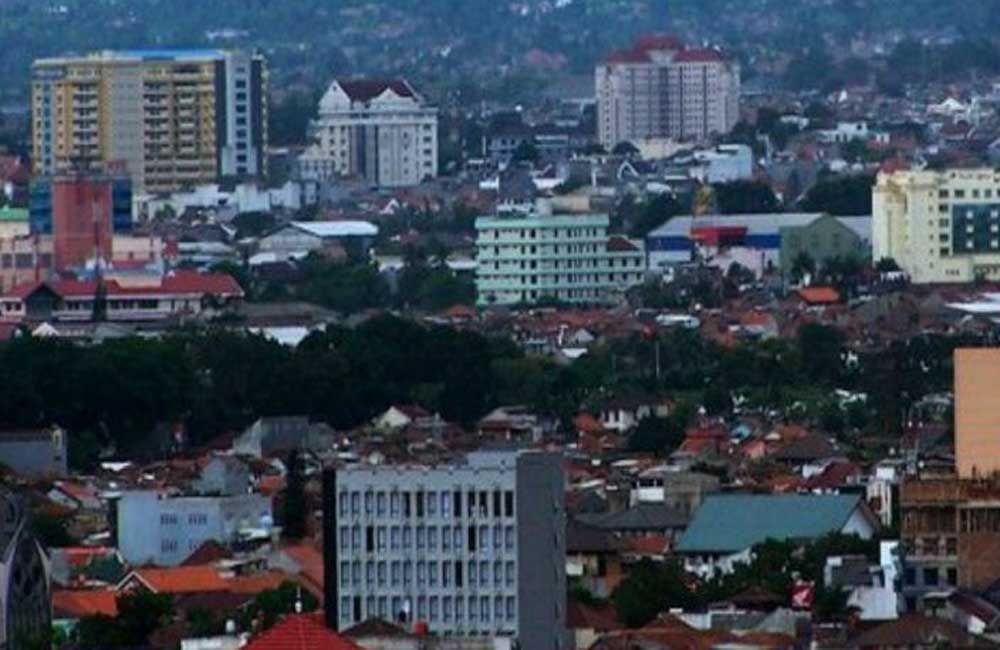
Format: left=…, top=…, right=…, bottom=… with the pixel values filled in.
left=427, top=491, right=437, bottom=516
left=504, top=491, right=514, bottom=517
left=416, top=491, right=425, bottom=517
left=947, top=567, right=958, bottom=586
left=923, top=567, right=939, bottom=586
left=390, top=492, right=400, bottom=516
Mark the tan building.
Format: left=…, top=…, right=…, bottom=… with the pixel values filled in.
left=596, top=35, right=740, bottom=149
left=955, top=348, right=1000, bottom=478
left=900, top=477, right=1000, bottom=611
left=873, top=168, right=1000, bottom=283
left=32, top=49, right=267, bottom=193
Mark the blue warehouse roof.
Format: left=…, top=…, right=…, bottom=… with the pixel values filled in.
left=675, top=493, right=866, bottom=554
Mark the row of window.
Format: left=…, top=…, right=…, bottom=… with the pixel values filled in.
left=340, top=523, right=515, bottom=554
left=160, top=513, right=209, bottom=526
left=338, top=488, right=515, bottom=520
left=339, top=594, right=516, bottom=626
left=339, top=558, right=516, bottom=589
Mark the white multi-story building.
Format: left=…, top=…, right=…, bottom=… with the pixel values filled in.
left=311, top=79, right=438, bottom=188
left=873, top=167, right=1000, bottom=283
left=322, top=451, right=567, bottom=650
left=596, top=36, right=740, bottom=149
left=475, top=205, right=645, bottom=306
left=117, top=490, right=273, bottom=566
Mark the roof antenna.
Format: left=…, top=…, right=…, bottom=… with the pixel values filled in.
left=294, top=585, right=303, bottom=613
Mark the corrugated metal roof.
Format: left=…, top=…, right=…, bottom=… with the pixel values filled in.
left=648, top=213, right=824, bottom=238
left=675, top=493, right=863, bottom=553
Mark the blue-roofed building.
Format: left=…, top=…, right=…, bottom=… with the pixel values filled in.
left=675, top=493, right=878, bottom=577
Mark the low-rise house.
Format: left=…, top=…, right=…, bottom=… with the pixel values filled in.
left=630, top=468, right=720, bottom=515
left=257, top=221, right=378, bottom=260
left=0, top=425, right=67, bottom=478
left=194, top=455, right=252, bottom=496
left=850, top=614, right=998, bottom=650
left=232, top=416, right=334, bottom=458
left=675, top=493, right=879, bottom=578
left=566, top=520, right=626, bottom=598
left=373, top=405, right=433, bottom=432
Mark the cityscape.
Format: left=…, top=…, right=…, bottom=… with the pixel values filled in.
left=3, top=2, right=1000, bottom=650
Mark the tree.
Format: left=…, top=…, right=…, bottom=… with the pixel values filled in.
left=702, top=382, right=732, bottom=416
left=78, top=592, right=174, bottom=649
left=800, top=174, right=874, bottom=215
left=511, top=141, right=539, bottom=164
left=798, top=323, right=844, bottom=386
left=627, top=402, right=695, bottom=455
left=612, top=141, right=640, bottom=157
left=240, top=581, right=318, bottom=631
left=713, top=180, right=781, bottom=214
left=31, top=511, right=78, bottom=548
left=612, top=559, right=697, bottom=628
left=790, top=251, right=816, bottom=284
left=874, top=257, right=900, bottom=273
left=628, top=193, right=683, bottom=238
left=283, top=449, right=307, bottom=540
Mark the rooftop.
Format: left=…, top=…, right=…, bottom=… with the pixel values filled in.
left=676, top=493, right=866, bottom=554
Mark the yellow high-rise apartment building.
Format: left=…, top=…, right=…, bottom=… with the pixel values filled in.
left=32, top=49, right=267, bottom=194
left=873, top=167, right=1000, bottom=283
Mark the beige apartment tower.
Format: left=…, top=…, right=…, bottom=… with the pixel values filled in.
left=32, top=49, right=268, bottom=194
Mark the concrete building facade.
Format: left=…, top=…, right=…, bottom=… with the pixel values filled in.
left=873, top=168, right=1000, bottom=283
left=116, top=490, right=273, bottom=566
left=899, top=477, right=1000, bottom=612
left=475, top=209, right=645, bottom=306
left=596, top=36, right=740, bottom=149
left=0, top=427, right=67, bottom=478
left=322, top=451, right=568, bottom=650
left=32, top=49, right=268, bottom=193
left=954, top=348, right=1000, bottom=479
left=312, top=79, right=437, bottom=188
left=779, top=215, right=872, bottom=275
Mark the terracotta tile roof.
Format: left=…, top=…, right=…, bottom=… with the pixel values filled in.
left=574, top=412, right=604, bottom=436
left=5, top=270, right=243, bottom=301
left=53, top=589, right=119, bottom=618
left=567, top=601, right=621, bottom=631
left=283, top=544, right=324, bottom=595
left=623, top=534, right=669, bottom=555
left=852, top=613, right=993, bottom=649
left=245, top=613, right=362, bottom=650
left=607, top=236, right=640, bottom=253
left=797, top=286, right=840, bottom=305
left=337, top=79, right=415, bottom=103
left=226, top=570, right=295, bottom=595
left=124, top=566, right=229, bottom=594
left=181, top=540, right=232, bottom=567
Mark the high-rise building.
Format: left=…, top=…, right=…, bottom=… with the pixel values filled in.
left=596, top=35, right=740, bottom=149
left=311, top=79, right=437, bottom=188
left=322, top=451, right=568, bottom=650
left=475, top=207, right=645, bottom=306
left=873, top=168, right=1000, bottom=283
left=0, top=489, right=52, bottom=650
left=32, top=49, right=268, bottom=193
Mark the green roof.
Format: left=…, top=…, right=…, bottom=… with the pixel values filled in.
left=675, top=493, right=865, bottom=554
left=0, top=207, right=28, bottom=222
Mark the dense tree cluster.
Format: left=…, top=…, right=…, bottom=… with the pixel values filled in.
left=612, top=533, right=878, bottom=627
left=0, top=314, right=979, bottom=470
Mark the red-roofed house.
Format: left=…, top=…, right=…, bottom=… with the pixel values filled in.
left=0, top=270, right=243, bottom=323
left=53, top=589, right=119, bottom=621
left=244, top=613, right=361, bottom=650
left=118, top=566, right=230, bottom=595
left=796, top=286, right=841, bottom=306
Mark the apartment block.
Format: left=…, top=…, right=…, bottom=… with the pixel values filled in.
left=873, top=168, right=1000, bottom=283
left=0, top=489, right=52, bottom=650
left=475, top=208, right=645, bottom=306
left=32, top=49, right=267, bottom=193
left=116, top=490, right=272, bottom=566
left=312, top=79, right=437, bottom=188
left=596, top=35, right=740, bottom=149
left=322, top=451, right=568, bottom=650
